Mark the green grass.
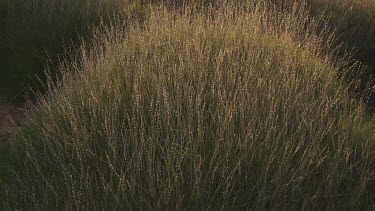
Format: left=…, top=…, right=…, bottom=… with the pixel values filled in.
left=0, top=141, right=12, bottom=183
left=1, top=0, right=374, bottom=106
left=311, top=0, right=375, bottom=65
left=269, top=0, right=375, bottom=70
left=248, top=0, right=375, bottom=113
left=1, top=2, right=374, bottom=210
left=0, top=0, right=150, bottom=102
left=307, top=0, right=375, bottom=112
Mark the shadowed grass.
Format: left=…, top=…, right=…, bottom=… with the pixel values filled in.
left=0, top=141, right=13, bottom=185
left=0, top=0, right=151, bottom=102
left=307, top=0, right=375, bottom=113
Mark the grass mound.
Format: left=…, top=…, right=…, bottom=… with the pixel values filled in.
left=2, top=3, right=374, bottom=210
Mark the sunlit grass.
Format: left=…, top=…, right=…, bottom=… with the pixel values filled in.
left=1, top=2, right=374, bottom=210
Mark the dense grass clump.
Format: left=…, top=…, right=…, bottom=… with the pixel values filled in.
left=265, top=0, right=375, bottom=113
left=308, top=0, right=375, bottom=113
left=2, top=3, right=374, bottom=210
left=0, top=0, right=150, bottom=101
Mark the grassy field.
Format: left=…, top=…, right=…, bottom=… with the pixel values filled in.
left=308, top=0, right=375, bottom=113
left=0, top=0, right=150, bottom=101
left=0, top=0, right=374, bottom=210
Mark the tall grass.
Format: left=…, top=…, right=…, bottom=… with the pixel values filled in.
left=2, top=2, right=374, bottom=210
left=262, top=0, right=375, bottom=113
left=310, top=0, right=375, bottom=65
left=307, top=0, right=375, bottom=113
left=0, top=0, right=150, bottom=101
